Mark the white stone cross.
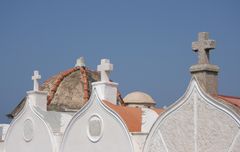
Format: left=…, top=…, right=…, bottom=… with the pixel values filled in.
left=192, top=32, right=216, bottom=64
left=97, top=59, right=113, bottom=82
left=32, top=70, right=41, bottom=91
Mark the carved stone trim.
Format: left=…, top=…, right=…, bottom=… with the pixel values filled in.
left=23, top=118, right=34, bottom=142
left=87, top=114, right=104, bottom=143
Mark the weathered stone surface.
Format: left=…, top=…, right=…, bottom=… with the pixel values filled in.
left=9, top=68, right=100, bottom=117
left=190, top=64, right=219, bottom=95
left=231, top=132, right=240, bottom=152
left=197, top=98, right=239, bottom=152
left=159, top=99, right=195, bottom=152
left=192, top=32, right=216, bottom=64
left=190, top=32, right=219, bottom=95
left=50, top=71, right=85, bottom=110
left=148, top=130, right=167, bottom=152
left=144, top=79, right=240, bottom=152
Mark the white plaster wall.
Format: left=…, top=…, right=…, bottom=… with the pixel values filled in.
left=146, top=130, right=168, bottom=152
left=0, top=124, right=9, bottom=152
left=0, top=142, right=4, bottom=152
left=0, top=124, right=9, bottom=141
left=141, top=108, right=159, bottom=133
left=197, top=99, right=239, bottom=152
left=149, top=99, right=195, bottom=152
left=144, top=79, right=240, bottom=152
left=131, top=133, right=148, bottom=152
left=4, top=102, right=57, bottom=152
left=230, top=131, right=240, bottom=152
left=60, top=91, right=134, bottom=152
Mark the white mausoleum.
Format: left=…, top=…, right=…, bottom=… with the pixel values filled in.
left=0, top=32, right=239, bottom=152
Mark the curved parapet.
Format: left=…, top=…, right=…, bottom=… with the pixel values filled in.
left=144, top=77, right=240, bottom=152
left=60, top=89, right=135, bottom=152
left=4, top=97, right=57, bottom=152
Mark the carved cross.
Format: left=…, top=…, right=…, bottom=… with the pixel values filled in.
left=97, top=59, right=113, bottom=82
left=192, top=32, right=216, bottom=64
left=32, top=70, right=41, bottom=91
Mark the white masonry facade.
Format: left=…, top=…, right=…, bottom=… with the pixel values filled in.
left=0, top=32, right=239, bottom=152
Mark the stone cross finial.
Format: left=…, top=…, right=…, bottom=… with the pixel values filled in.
left=97, top=59, right=113, bottom=82
left=75, top=57, right=86, bottom=67
left=192, top=32, right=216, bottom=64
left=32, top=70, right=41, bottom=91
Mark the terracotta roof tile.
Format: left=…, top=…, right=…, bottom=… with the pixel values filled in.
left=152, top=108, right=165, bottom=115
left=217, top=95, right=240, bottom=108
left=103, top=100, right=142, bottom=132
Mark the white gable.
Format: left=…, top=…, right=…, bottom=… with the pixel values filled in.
left=143, top=78, right=240, bottom=152
left=60, top=89, right=134, bottom=152
left=0, top=124, right=9, bottom=152
left=4, top=99, right=57, bottom=152
left=141, top=108, right=159, bottom=133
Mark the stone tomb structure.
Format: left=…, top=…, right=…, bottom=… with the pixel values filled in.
left=143, top=78, right=240, bottom=152
left=0, top=32, right=239, bottom=152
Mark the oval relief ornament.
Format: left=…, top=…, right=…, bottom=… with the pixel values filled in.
left=23, top=119, right=34, bottom=142
left=87, top=114, right=103, bottom=143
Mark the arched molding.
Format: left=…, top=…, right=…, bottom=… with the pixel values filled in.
left=60, top=89, right=134, bottom=152
left=143, top=77, right=240, bottom=152
left=4, top=97, right=57, bottom=152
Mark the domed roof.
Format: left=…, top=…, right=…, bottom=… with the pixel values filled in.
left=42, top=66, right=99, bottom=110
left=8, top=60, right=124, bottom=118
left=123, top=91, right=156, bottom=105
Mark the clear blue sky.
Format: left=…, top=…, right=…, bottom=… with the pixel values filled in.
left=0, top=1, right=239, bottom=123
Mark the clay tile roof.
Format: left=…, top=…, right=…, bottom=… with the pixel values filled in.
left=217, top=95, right=240, bottom=108
left=8, top=67, right=124, bottom=118
left=152, top=108, right=165, bottom=115
left=44, top=66, right=96, bottom=111
left=103, top=100, right=142, bottom=132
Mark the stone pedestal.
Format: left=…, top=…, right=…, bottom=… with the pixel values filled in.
left=190, top=64, right=219, bottom=95
left=92, top=81, right=118, bottom=105
left=27, top=91, right=48, bottom=111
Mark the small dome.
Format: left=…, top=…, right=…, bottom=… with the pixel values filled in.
left=123, top=91, right=156, bottom=105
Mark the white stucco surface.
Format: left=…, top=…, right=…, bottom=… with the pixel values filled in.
left=0, top=124, right=9, bottom=152
left=0, top=142, right=3, bottom=152
left=92, top=81, right=118, bottom=105
left=1, top=61, right=240, bottom=152
left=197, top=99, right=239, bottom=152
left=230, top=131, right=240, bottom=152
left=60, top=90, right=134, bottom=152
left=141, top=108, right=159, bottom=133
left=144, top=78, right=240, bottom=152
left=4, top=98, right=57, bottom=152
left=132, top=133, right=148, bottom=152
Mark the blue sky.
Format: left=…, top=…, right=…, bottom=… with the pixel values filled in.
left=0, top=0, right=239, bottom=123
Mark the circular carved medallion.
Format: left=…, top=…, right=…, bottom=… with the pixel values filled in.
left=87, top=114, right=103, bottom=142
left=23, top=119, right=34, bottom=142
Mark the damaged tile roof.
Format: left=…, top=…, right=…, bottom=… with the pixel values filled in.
left=8, top=66, right=124, bottom=118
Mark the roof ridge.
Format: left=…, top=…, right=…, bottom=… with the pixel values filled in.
left=218, top=94, right=240, bottom=99
left=47, top=67, right=81, bottom=105
left=80, top=67, right=89, bottom=103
